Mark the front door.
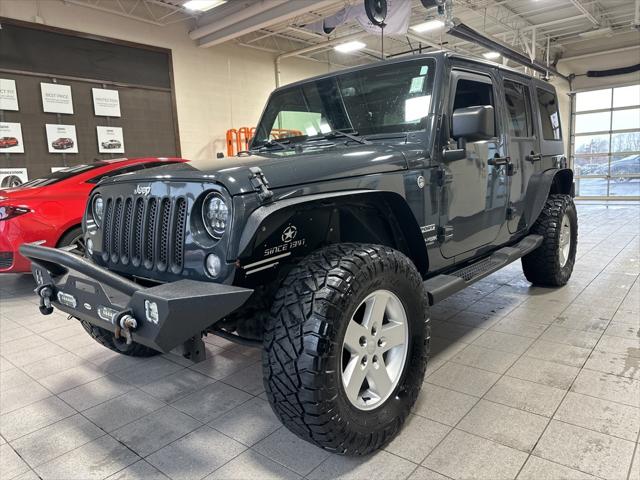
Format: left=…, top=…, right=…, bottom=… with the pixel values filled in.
left=501, top=75, right=540, bottom=233
left=439, top=69, right=509, bottom=259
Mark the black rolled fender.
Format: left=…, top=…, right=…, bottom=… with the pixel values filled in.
left=236, top=189, right=429, bottom=275
left=523, top=168, right=574, bottom=228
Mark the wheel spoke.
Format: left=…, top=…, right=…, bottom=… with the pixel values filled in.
left=343, top=319, right=368, bottom=353
left=363, top=292, right=388, bottom=329
left=367, top=359, right=392, bottom=397
left=342, top=356, right=367, bottom=404
left=379, top=322, right=405, bottom=352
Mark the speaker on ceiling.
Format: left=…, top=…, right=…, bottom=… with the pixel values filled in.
left=364, top=0, right=388, bottom=27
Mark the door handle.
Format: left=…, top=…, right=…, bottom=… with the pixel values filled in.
left=526, top=152, right=542, bottom=162
left=488, top=156, right=510, bottom=167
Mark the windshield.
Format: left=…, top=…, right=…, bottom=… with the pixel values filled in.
left=19, top=163, right=107, bottom=188
left=253, top=59, right=436, bottom=146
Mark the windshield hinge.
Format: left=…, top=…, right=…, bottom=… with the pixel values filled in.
left=248, top=167, right=273, bottom=203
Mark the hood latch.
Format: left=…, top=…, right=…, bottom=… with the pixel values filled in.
left=248, top=167, right=273, bottom=203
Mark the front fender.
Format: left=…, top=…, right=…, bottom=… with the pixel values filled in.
left=234, top=189, right=429, bottom=276
left=523, top=168, right=574, bottom=228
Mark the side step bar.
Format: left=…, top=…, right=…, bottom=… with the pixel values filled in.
left=424, top=234, right=543, bottom=306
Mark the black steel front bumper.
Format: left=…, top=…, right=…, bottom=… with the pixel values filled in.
left=19, top=244, right=253, bottom=353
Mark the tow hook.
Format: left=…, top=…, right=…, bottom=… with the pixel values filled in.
left=114, top=312, right=137, bottom=345
left=35, top=285, right=54, bottom=315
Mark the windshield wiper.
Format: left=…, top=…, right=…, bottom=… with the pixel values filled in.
left=254, top=138, right=289, bottom=151
left=322, top=129, right=371, bottom=145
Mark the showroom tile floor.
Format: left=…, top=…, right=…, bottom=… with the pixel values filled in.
left=0, top=203, right=639, bottom=480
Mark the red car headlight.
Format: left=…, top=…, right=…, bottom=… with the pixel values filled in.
left=0, top=206, right=30, bottom=221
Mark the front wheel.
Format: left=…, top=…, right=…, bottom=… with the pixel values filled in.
left=522, top=194, right=578, bottom=286
left=263, top=244, right=429, bottom=455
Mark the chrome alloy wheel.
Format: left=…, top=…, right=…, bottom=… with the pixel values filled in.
left=341, top=289, right=409, bottom=411
left=559, top=213, right=571, bottom=268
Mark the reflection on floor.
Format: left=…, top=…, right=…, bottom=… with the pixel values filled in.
left=1, top=203, right=639, bottom=480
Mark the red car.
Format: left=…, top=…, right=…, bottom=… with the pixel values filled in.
left=52, top=137, right=74, bottom=150
left=0, top=137, right=19, bottom=148
left=0, top=157, right=187, bottom=273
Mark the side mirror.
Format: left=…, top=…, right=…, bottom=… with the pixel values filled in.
left=452, top=105, right=495, bottom=142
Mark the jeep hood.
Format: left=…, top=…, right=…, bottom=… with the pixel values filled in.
left=101, top=144, right=408, bottom=195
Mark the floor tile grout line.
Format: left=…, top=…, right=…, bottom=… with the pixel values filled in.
left=625, top=275, right=640, bottom=480
left=513, top=229, right=638, bottom=480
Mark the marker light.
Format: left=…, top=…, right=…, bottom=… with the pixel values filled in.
left=145, top=300, right=159, bottom=324
left=97, top=305, right=118, bottom=323
left=206, top=253, right=222, bottom=278
left=57, top=291, right=77, bottom=308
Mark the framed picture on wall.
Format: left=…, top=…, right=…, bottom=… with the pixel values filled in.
left=0, top=79, right=19, bottom=111
left=41, top=82, right=74, bottom=114
left=45, top=124, right=78, bottom=153
left=97, top=126, right=125, bottom=153
left=0, top=167, right=28, bottom=188
left=92, top=88, right=121, bottom=117
left=0, top=122, right=25, bottom=153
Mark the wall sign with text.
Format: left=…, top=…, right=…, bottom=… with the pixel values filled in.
left=41, top=83, right=74, bottom=114
left=0, top=168, right=28, bottom=188
left=45, top=124, right=78, bottom=154
left=92, top=88, right=121, bottom=117
left=0, top=79, right=19, bottom=111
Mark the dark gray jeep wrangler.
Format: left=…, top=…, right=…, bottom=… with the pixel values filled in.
left=22, top=52, right=577, bottom=455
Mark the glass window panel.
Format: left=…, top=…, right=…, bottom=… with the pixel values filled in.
left=609, top=177, right=640, bottom=197
left=613, top=85, right=640, bottom=108
left=611, top=131, right=640, bottom=153
left=574, top=177, right=608, bottom=197
left=575, top=111, right=611, bottom=133
left=609, top=154, right=640, bottom=176
left=537, top=89, right=561, bottom=140
left=503, top=80, right=533, bottom=137
left=574, top=155, right=609, bottom=176
left=612, top=108, right=640, bottom=131
left=576, top=88, right=612, bottom=112
left=574, top=134, right=610, bottom=154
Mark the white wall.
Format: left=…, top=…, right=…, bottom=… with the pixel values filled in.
left=0, top=0, right=335, bottom=160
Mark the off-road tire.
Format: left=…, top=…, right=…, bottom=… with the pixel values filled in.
left=522, top=194, right=577, bottom=286
left=263, top=243, right=430, bottom=455
left=80, top=321, right=160, bottom=357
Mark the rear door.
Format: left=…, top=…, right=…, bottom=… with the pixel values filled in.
left=438, top=67, right=509, bottom=259
left=500, top=74, right=540, bottom=233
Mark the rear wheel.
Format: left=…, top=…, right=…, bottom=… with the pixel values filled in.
left=80, top=321, right=160, bottom=357
left=522, top=194, right=578, bottom=286
left=263, top=243, right=429, bottom=455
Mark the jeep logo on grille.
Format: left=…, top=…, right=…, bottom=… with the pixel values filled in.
left=134, top=185, right=151, bottom=196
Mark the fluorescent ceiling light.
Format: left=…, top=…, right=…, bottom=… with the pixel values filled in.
left=411, top=19, right=445, bottom=33
left=334, top=40, right=366, bottom=53
left=579, top=27, right=613, bottom=38
left=483, top=51, right=501, bottom=60
left=183, top=0, right=226, bottom=12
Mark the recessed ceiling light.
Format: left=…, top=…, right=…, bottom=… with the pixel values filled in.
left=334, top=40, right=366, bottom=53
left=483, top=51, right=501, bottom=60
left=183, top=0, right=227, bottom=12
left=411, top=19, right=445, bottom=33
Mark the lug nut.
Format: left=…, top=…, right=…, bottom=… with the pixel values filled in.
left=359, top=336, right=367, bottom=348
left=361, top=355, right=368, bottom=367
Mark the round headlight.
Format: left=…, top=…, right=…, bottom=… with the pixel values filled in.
left=202, top=192, right=229, bottom=239
left=92, top=196, right=104, bottom=226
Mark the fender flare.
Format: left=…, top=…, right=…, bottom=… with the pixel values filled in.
left=523, top=168, right=574, bottom=228
left=236, top=189, right=429, bottom=274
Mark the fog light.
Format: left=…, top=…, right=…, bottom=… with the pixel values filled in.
left=144, top=300, right=159, bottom=324
left=57, top=291, right=77, bottom=308
left=205, top=253, right=222, bottom=278
left=97, top=305, right=117, bottom=323
left=86, top=238, right=94, bottom=255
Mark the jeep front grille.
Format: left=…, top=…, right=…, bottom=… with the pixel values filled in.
left=101, top=195, right=187, bottom=274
